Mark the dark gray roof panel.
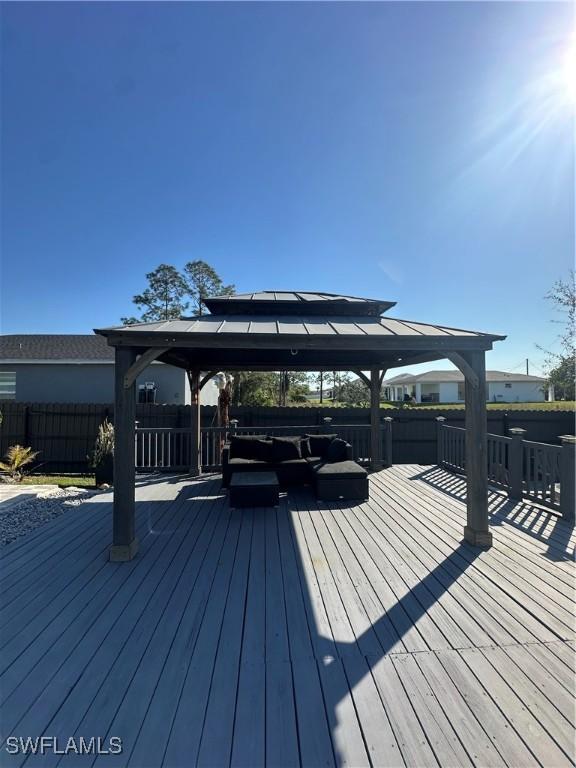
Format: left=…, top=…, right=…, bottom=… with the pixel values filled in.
left=277, top=319, right=308, bottom=335
left=99, top=314, right=504, bottom=341
left=202, top=291, right=395, bottom=316
left=209, top=290, right=372, bottom=302
left=0, top=334, right=113, bottom=361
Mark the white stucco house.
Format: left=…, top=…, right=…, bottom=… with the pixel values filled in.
left=0, top=335, right=220, bottom=405
left=382, top=369, right=550, bottom=404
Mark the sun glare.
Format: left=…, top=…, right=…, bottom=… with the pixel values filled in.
left=562, top=43, right=576, bottom=104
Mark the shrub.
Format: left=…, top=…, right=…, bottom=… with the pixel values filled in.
left=0, top=445, right=40, bottom=483
left=89, top=419, right=114, bottom=468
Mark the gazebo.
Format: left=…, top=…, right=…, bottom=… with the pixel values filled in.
left=95, top=291, right=505, bottom=560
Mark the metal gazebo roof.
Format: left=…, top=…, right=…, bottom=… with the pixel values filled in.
left=95, top=291, right=506, bottom=372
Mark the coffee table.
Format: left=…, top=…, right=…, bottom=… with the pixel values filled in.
left=229, top=471, right=280, bottom=508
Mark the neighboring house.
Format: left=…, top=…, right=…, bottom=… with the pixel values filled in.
left=382, top=369, right=550, bottom=404
left=0, top=335, right=220, bottom=405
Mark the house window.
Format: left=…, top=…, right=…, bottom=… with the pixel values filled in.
left=457, top=383, right=465, bottom=400
left=138, top=382, right=157, bottom=404
left=0, top=372, right=16, bottom=400
left=505, top=383, right=512, bottom=389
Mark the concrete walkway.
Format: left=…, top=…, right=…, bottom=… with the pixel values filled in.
left=0, top=484, right=56, bottom=513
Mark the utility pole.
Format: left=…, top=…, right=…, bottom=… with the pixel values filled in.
left=526, top=358, right=529, bottom=376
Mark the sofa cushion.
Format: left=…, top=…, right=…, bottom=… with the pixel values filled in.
left=300, top=438, right=312, bottom=458
left=229, top=435, right=270, bottom=460
left=276, top=459, right=310, bottom=486
left=305, top=434, right=336, bottom=458
left=314, top=460, right=367, bottom=479
left=326, top=438, right=349, bottom=463
left=271, top=436, right=302, bottom=462
left=249, top=439, right=274, bottom=462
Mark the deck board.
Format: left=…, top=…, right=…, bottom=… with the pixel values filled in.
left=0, top=466, right=574, bottom=768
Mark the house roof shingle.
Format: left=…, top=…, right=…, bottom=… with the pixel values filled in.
left=0, top=334, right=113, bottom=361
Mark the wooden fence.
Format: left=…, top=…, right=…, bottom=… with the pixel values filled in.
left=0, top=401, right=573, bottom=473
left=437, top=420, right=575, bottom=520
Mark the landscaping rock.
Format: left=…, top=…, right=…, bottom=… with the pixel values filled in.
left=0, top=487, right=92, bottom=547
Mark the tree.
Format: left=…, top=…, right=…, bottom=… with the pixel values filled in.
left=183, top=260, right=235, bottom=316
left=337, top=376, right=370, bottom=407
left=233, top=372, right=279, bottom=407
left=547, top=357, right=575, bottom=400
left=122, top=264, right=188, bottom=324
left=541, top=272, right=575, bottom=400
left=286, top=372, right=310, bottom=403
left=546, top=272, right=575, bottom=357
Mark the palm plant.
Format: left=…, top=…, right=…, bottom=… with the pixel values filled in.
left=0, top=445, right=40, bottom=482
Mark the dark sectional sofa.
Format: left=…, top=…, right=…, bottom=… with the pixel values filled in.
left=222, top=433, right=369, bottom=500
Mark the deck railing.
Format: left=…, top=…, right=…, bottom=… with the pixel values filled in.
left=135, top=427, right=193, bottom=471
left=135, top=421, right=393, bottom=472
left=437, top=418, right=575, bottom=520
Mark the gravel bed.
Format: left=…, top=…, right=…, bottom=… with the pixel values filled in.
left=0, top=487, right=94, bottom=547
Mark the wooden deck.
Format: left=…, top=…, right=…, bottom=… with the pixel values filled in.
left=0, top=466, right=574, bottom=768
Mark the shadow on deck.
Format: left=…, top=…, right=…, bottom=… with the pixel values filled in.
left=0, top=466, right=574, bottom=767
left=411, top=465, right=576, bottom=563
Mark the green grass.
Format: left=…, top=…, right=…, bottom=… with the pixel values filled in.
left=392, top=401, right=575, bottom=411
left=21, top=474, right=96, bottom=488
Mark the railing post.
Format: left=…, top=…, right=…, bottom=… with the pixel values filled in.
left=436, top=417, right=446, bottom=467
left=322, top=416, right=334, bottom=433
left=189, top=370, right=201, bottom=477
left=383, top=417, right=393, bottom=467
left=134, top=421, right=139, bottom=467
left=508, top=428, right=527, bottom=500
left=559, top=435, right=575, bottom=522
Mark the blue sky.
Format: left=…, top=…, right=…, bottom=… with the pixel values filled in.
left=1, top=1, right=573, bottom=376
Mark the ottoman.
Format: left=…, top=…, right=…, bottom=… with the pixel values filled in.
left=315, top=461, right=369, bottom=501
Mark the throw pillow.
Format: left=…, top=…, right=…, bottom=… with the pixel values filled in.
left=271, top=436, right=302, bottom=462
left=250, top=439, right=274, bottom=462
left=229, top=435, right=268, bottom=460
left=326, top=438, right=348, bottom=462
left=300, top=437, right=312, bottom=458
left=305, top=433, right=336, bottom=458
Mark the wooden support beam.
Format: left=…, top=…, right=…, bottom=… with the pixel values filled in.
left=370, top=368, right=383, bottom=471
left=110, top=347, right=138, bottom=561
left=199, top=370, right=218, bottom=391
left=352, top=370, right=370, bottom=387
left=123, top=348, right=169, bottom=389
left=445, top=352, right=479, bottom=389
left=459, top=350, right=492, bottom=548
left=188, top=369, right=201, bottom=477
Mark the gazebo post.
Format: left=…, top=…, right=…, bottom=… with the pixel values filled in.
left=110, top=346, right=139, bottom=562
left=461, top=349, right=492, bottom=548
left=370, top=368, right=382, bottom=470
left=188, top=368, right=201, bottom=476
